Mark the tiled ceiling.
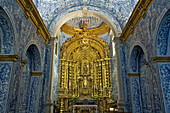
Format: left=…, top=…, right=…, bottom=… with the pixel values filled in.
left=33, top=0, right=139, bottom=33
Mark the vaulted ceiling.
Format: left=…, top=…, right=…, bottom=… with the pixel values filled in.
left=32, top=0, right=139, bottom=33
left=17, top=0, right=154, bottom=45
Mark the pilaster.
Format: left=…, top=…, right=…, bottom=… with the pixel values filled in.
left=45, top=37, right=56, bottom=113
left=113, top=38, right=126, bottom=109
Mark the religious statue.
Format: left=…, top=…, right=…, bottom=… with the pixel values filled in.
left=84, top=76, right=88, bottom=87
left=83, top=63, right=88, bottom=74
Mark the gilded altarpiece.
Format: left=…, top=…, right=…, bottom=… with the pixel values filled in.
left=58, top=23, right=112, bottom=113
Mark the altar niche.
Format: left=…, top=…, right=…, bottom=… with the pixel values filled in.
left=82, top=62, right=89, bottom=75
left=58, top=22, right=112, bottom=113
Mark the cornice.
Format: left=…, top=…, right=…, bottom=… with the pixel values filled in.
left=0, top=55, right=20, bottom=62
left=31, top=72, right=43, bottom=76
left=151, top=56, right=170, bottom=63
left=128, top=73, right=140, bottom=77
left=120, top=0, right=154, bottom=45
left=16, top=0, right=51, bottom=45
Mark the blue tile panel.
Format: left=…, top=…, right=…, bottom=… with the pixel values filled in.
left=158, top=63, right=170, bottom=113
left=130, top=77, right=142, bottom=113
left=29, top=76, right=41, bottom=113
left=0, top=63, right=12, bottom=113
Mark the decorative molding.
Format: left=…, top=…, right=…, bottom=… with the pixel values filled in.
left=144, top=62, right=149, bottom=68
left=61, top=23, right=110, bottom=36
left=128, top=73, right=140, bottom=77
left=120, top=0, right=154, bottom=45
left=151, top=57, right=170, bottom=63
left=31, top=72, right=43, bottom=76
left=0, top=55, right=20, bottom=62
left=16, top=0, right=51, bottom=45
left=21, top=60, right=27, bottom=67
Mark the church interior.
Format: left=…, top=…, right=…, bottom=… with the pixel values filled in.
left=0, top=0, right=169, bottom=113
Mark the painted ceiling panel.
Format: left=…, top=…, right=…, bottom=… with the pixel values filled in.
left=33, top=0, right=139, bottom=33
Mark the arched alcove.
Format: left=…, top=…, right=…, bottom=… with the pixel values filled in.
left=156, top=9, right=170, bottom=56
left=129, top=45, right=151, bottom=113
left=19, top=44, right=41, bottom=113
left=0, top=6, right=14, bottom=54
left=0, top=6, right=15, bottom=113
left=27, top=44, right=41, bottom=71
left=155, top=9, right=170, bottom=113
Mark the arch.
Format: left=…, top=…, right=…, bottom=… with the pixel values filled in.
left=26, top=44, right=41, bottom=71
left=128, top=43, right=148, bottom=73
left=1, top=6, right=17, bottom=48
left=129, top=44, right=152, bottom=113
left=130, top=45, right=146, bottom=72
left=50, top=6, right=122, bottom=37
left=23, top=41, right=42, bottom=66
left=61, top=34, right=110, bottom=60
left=74, top=50, right=98, bottom=61
left=26, top=44, right=42, bottom=113
left=0, top=7, right=16, bottom=112
left=0, top=6, right=15, bottom=54
left=155, top=9, right=170, bottom=113
left=156, top=9, right=170, bottom=56
left=152, top=8, right=170, bottom=56
left=18, top=44, right=41, bottom=112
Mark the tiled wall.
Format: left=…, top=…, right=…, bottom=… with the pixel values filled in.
left=118, top=0, right=169, bottom=112
left=0, top=1, right=50, bottom=113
